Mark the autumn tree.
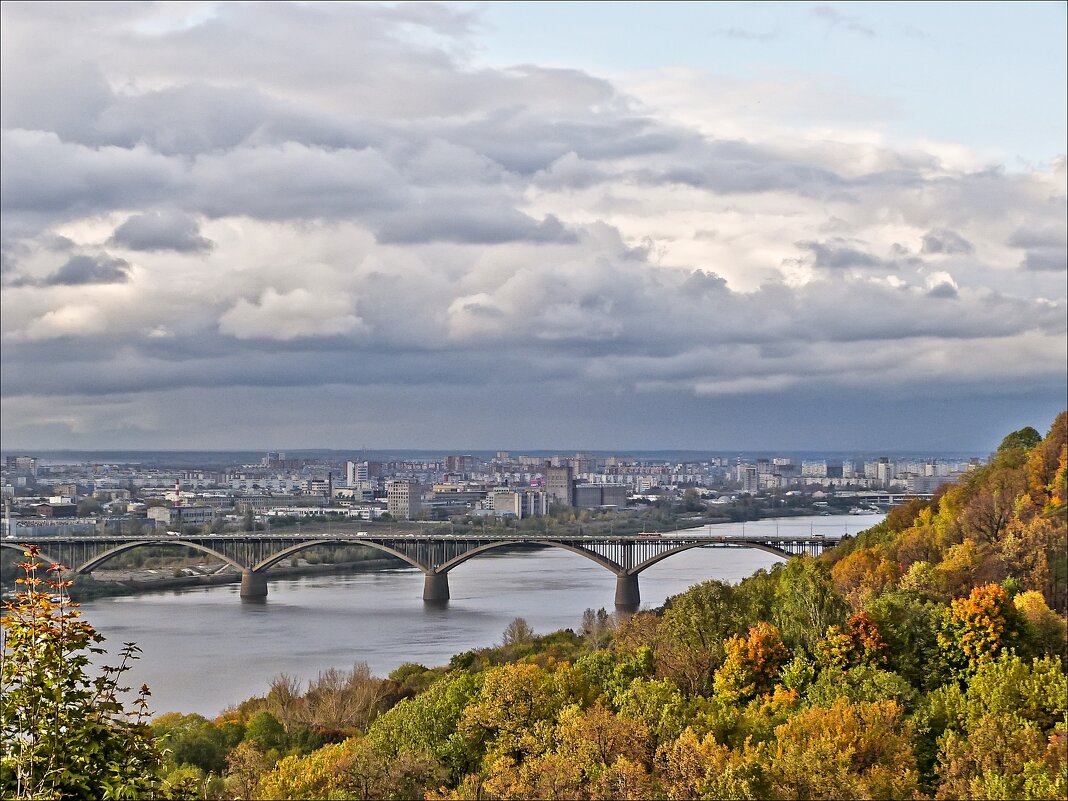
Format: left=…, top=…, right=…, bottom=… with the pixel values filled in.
left=554, top=702, right=650, bottom=777
left=1026, top=411, right=1066, bottom=509
left=712, top=621, right=789, bottom=703
left=933, top=652, right=1067, bottom=800
left=224, top=741, right=271, bottom=801
left=764, top=698, right=920, bottom=800
left=461, top=663, right=565, bottom=763
left=814, top=612, right=889, bottom=671
left=0, top=548, right=166, bottom=801
left=830, top=546, right=898, bottom=609
left=481, top=753, right=585, bottom=801
left=939, top=583, right=1027, bottom=672
left=255, top=739, right=360, bottom=800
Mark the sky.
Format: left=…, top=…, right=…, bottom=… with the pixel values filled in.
left=1, top=1, right=1065, bottom=453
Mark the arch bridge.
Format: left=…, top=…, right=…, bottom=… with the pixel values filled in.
left=1, top=529, right=842, bottom=609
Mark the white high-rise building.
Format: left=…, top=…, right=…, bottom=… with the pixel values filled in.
left=346, top=461, right=369, bottom=486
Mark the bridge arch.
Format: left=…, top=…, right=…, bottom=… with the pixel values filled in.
left=435, top=539, right=622, bottom=575
left=77, top=539, right=246, bottom=574
left=627, top=541, right=790, bottom=575
left=252, top=539, right=427, bottom=573
left=0, top=541, right=63, bottom=567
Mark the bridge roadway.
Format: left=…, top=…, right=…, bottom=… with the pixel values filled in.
left=2, top=528, right=843, bottom=609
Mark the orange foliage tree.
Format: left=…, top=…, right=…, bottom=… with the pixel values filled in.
left=712, top=621, right=790, bottom=703
left=938, top=584, right=1026, bottom=672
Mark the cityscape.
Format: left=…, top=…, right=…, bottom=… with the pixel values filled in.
left=1, top=2, right=1065, bottom=800
left=3, top=447, right=982, bottom=541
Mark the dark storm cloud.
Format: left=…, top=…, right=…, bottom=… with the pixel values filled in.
left=110, top=210, right=213, bottom=253
left=2, top=268, right=1058, bottom=400
left=0, top=130, right=183, bottom=218
left=796, top=238, right=883, bottom=269
left=926, top=281, right=959, bottom=299
left=921, top=228, right=974, bottom=255
left=375, top=210, right=577, bottom=245
left=1008, top=226, right=1067, bottom=250
left=45, top=254, right=130, bottom=286
left=1021, top=249, right=1067, bottom=272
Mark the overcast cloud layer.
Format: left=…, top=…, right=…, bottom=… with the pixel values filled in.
left=1, top=2, right=1065, bottom=451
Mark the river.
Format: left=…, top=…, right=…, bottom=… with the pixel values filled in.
left=77, top=514, right=884, bottom=717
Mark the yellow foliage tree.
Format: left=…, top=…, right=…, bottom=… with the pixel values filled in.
left=764, top=698, right=920, bottom=800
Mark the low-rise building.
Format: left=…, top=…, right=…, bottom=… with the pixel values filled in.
left=147, top=505, right=217, bottom=529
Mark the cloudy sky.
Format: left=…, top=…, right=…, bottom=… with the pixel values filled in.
left=1, top=1, right=1065, bottom=453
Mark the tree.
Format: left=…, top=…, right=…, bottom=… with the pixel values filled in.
left=682, top=488, right=704, bottom=512
left=224, top=741, right=272, bottom=801
left=814, top=612, right=889, bottom=671
left=659, top=581, right=744, bottom=694
left=364, top=671, right=481, bottom=784
left=0, top=546, right=165, bottom=800
left=933, top=654, right=1067, bottom=800
left=764, top=698, right=920, bottom=800
left=998, top=426, right=1043, bottom=454
left=774, top=557, right=849, bottom=653
left=580, top=607, right=614, bottom=648
left=461, top=663, right=565, bottom=763
left=153, top=712, right=238, bottom=775
left=1014, top=590, right=1068, bottom=659
left=555, top=702, right=650, bottom=774
left=939, top=584, right=1026, bottom=673
left=502, top=617, right=535, bottom=648
left=656, top=727, right=767, bottom=801
left=712, top=622, right=789, bottom=703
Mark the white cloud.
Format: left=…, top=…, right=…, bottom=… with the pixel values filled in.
left=0, top=1, right=1063, bottom=448
left=218, top=288, right=366, bottom=341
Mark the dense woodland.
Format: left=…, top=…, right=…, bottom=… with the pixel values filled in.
left=3, top=414, right=1066, bottom=800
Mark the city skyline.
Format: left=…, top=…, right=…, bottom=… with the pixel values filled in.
left=1, top=2, right=1065, bottom=452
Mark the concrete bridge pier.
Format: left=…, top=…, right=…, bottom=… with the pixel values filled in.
left=614, top=573, right=640, bottom=610
left=240, top=569, right=268, bottom=600
left=423, top=571, right=450, bottom=602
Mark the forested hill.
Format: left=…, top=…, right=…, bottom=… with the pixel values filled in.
left=150, top=413, right=1067, bottom=800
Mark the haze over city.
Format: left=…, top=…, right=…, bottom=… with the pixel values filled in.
left=1, top=2, right=1065, bottom=452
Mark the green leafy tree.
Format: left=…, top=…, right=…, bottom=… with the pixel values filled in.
left=152, top=712, right=238, bottom=775
left=998, top=426, right=1043, bottom=453
left=364, top=671, right=481, bottom=784
left=774, top=557, right=849, bottom=653
left=932, top=654, right=1067, bottom=801
left=659, top=581, right=744, bottom=694
left=0, top=547, right=166, bottom=800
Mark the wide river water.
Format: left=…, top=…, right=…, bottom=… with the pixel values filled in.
left=78, top=514, right=884, bottom=716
